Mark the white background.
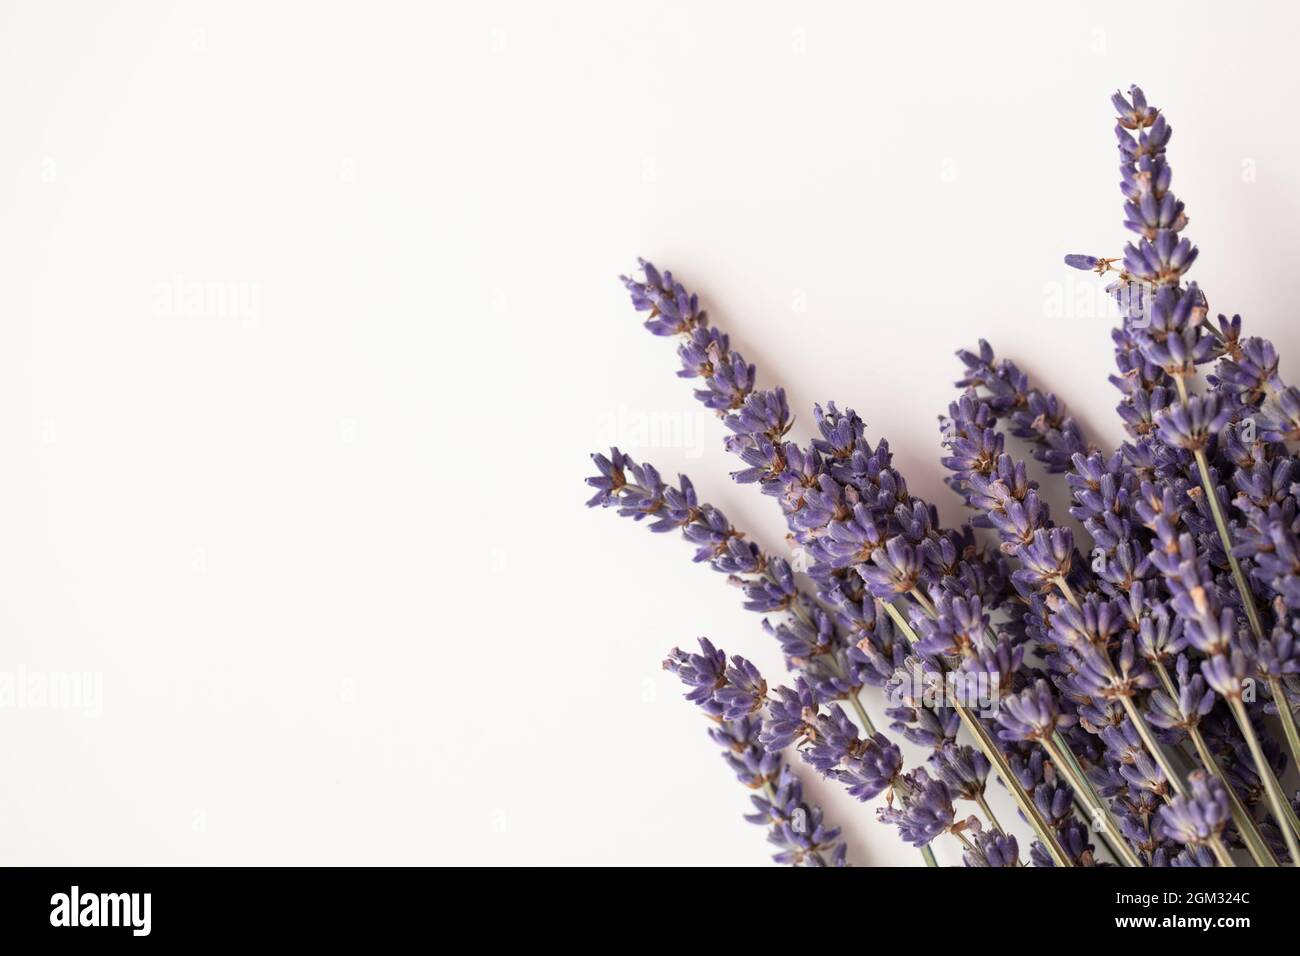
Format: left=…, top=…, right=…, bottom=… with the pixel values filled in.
left=3, top=0, right=1299, bottom=865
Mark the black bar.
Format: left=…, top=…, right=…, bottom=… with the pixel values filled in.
left=0, top=865, right=1285, bottom=941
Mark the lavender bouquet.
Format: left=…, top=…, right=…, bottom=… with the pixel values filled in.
left=586, top=86, right=1300, bottom=867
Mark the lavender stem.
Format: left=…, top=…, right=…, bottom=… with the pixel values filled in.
left=1269, top=675, right=1300, bottom=788
left=974, top=792, right=1004, bottom=834
left=1118, top=695, right=1186, bottom=800
left=912, top=582, right=1135, bottom=865
left=1173, top=376, right=1267, bottom=640
left=1151, top=658, right=1276, bottom=866
left=1165, top=375, right=1300, bottom=855
left=1040, top=735, right=1143, bottom=867
left=880, top=600, right=1074, bottom=866
left=1229, top=697, right=1300, bottom=864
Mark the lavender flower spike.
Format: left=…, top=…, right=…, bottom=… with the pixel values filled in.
left=586, top=82, right=1300, bottom=868
left=665, top=640, right=848, bottom=867
left=996, top=679, right=1075, bottom=744
left=1156, top=771, right=1233, bottom=866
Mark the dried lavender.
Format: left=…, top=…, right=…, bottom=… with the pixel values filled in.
left=616, top=264, right=1072, bottom=863
left=588, top=83, right=1300, bottom=867
left=1065, top=84, right=1300, bottom=864
left=588, top=447, right=944, bottom=864
left=585, top=448, right=876, bottom=713
left=664, top=640, right=848, bottom=866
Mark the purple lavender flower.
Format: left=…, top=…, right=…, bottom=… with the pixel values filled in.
left=879, top=769, right=955, bottom=847
left=1112, top=86, right=1158, bottom=130
left=953, top=341, right=1088, bottom=474
left=1155, top=393, right=1231, bottom=451
left=587, top=448, right=863, bottom=700
left=859, top=536, right=924, bottom=597
left=664, top=638, right=727, bottom=717
left=621, top=260, right=706, bottom=338
left=715, top=655, right=768, bottom=720
left=1156, top=771, right=1230, bottom=847
left=964, top=829, right=1020, bottom=867
left=592, top=83, right=1300, bottom=867
left=750, top=765, right=850, bottom=867
left=801, top=704, right=904, bottom=802
left=997, top=679, right=1075, bottom=743
left=1147, top=655, right=1216, bottom=735
left=930, top=742, right=991, bottom=801
left=665, top=640, right=847, bottom=866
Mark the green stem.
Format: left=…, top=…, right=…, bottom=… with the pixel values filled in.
left=908, top=587, right=937, bottom=617
left=1171, top=378, right=1268, bottom=644
left=843, top=663, right=933, bottom=868
left=1050, top=729, right=1138, bottom=867
left=1118, top=695, right=1186, bottom=799
left=1054, top=576, right=1081, bottom=609
left=823, top=647, right=875, bottom=734
left=1209, top=835, right=1237, bottom=868
left=881, top=600, right=1074, bottom=867
left=1269, top=675, right=1300, bottom=794
left=1154, top=660, right=1277, bottom=867
left=1229, top=697, right=1300, bottom=865
left=974, top=792, right=1004, bottom=835
left=1055, top=578, right=1187, bottom=802
left=846, top=694, right=876, bottom=735
left=1170, top=379, right=1300, bottom=856
left=1191, top=445, right=1266, bottom=639
left=1268, top=738, right=1300, bottom=842
left=1041, top=735, right=1144, bottom=867
left=910, top=586, right=1126, bottom=864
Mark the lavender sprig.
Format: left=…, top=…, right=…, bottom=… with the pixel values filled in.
left=586, top=447, right=875, bottom=714
left=593, top=83, right=1300, bottom=867
left=589, top=449, right=954, bottom=862
left=1068, top=85, right=1300, bottom=862
left=620, top=261, right=1074, bottom=864
left=665, top=640, right=848, bottom=866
